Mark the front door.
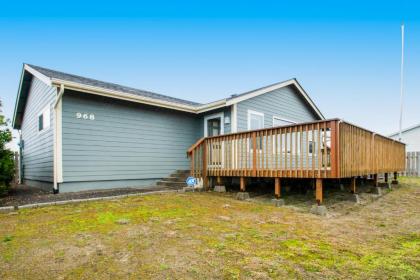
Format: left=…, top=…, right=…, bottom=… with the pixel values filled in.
left=206, top=117, right=223, bottom=166
left=207, top=118, right=221, bottom=137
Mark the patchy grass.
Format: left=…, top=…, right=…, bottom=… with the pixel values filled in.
left=0, top=178, right=419, bottom=279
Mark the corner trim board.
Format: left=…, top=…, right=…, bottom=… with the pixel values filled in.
left=53, top=85, right=64, bottom=191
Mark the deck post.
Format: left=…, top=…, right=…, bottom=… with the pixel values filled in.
left=202, top=140, right=208, bottom=189
left=315, top=178, right=323, bottom=205
left=373, top=174, right=378, bottom=187
left=240, top=177, right=246, bottom=192
left=252, top=132, right=257, bottom=177
left=217, top=176, right=222, bottom=185
left=236, top=176, right=250, bottom=200
left=350, top=177, right=357, bottom=194
left=384, top=173, right=388, bottom=183
left=392, top=172, right=399, bottom=184
left=274, top=178, right=281, bottom=199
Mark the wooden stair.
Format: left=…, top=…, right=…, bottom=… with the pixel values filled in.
left=155, top=170, right=190, bottom=189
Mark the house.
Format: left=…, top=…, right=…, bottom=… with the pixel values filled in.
left=12, top=64, right=324, bottom=193
left=389, top=123, right=420, bottom=152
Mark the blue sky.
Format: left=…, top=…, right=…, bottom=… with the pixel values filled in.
left=1, top=1, right=419, bottom=149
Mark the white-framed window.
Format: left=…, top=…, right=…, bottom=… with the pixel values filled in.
left=247, top=110, right=264, bottom=151
left=247, top=110, right=264, bottom=130
left=272, top=116, right=296, bottom=127
left=204, top=112, right=224, bottom=137
left=38, top=105, right=50, bottom=132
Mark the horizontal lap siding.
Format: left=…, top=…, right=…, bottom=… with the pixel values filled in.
left=62, top=91, right=200, bottom=183
left=389, top=127, right=420, bottom=152
left=20, top=77, right=56, bottom=183
left=236, top=85, right=319, bottom=131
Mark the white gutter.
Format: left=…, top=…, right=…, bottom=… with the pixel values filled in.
left=54, top=84, right=64, bottom=108
left=51, top=78, right=229, bottom=114
left=51, top=79, right=199, bottom=113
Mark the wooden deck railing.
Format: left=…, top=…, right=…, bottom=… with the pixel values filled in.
left=187, top=119, right=405, bottom=181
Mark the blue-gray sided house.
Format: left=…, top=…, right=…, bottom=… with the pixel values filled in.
left=12, top=64, right=324, bottom=192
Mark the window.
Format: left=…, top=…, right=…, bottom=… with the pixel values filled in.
left=38, top=105, right=50, bottom=132
left=308, top=133, right=316, bottom=156
left=204, top=112, right=224, bottom=137
left=247, top=110, right=264, bottom=130
left=273, top=116, right=296, bottom=127
left=247, top=110, right=264, bottom=150
left=308, top=141, right=315, bottom=155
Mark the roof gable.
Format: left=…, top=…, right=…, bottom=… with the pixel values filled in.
left=389, top=123, right=420, bottom=137
left=13, top=64, right=325, bottom=128
left=226, top=79, right=324, bottom=119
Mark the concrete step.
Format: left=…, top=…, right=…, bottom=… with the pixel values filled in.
left=172, top=170, right=190, bottom=176
left=162, top=176, right=189, bottom=182
left=156, top=181, right=187, bottom=188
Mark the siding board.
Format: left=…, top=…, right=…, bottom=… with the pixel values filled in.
left=236, top=85, right=319, bottom=131
left=61, top=91, right=201, bottom=186
left=20, top=77, right=56, bottom=184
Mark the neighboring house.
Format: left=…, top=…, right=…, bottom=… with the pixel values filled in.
left=389, top=123, right=420, bottom=152
left=12, top=64, right=324, bottom=192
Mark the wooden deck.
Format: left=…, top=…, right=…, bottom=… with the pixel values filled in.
left=187, top=119, right=405, bottom=203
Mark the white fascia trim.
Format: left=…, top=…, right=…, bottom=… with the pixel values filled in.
left=293, top=81, right=325, bottom=120
left=51, top=79, right=198, bottom=114
left=12, top=67, right=26, bottom=128
left=227, top=80, right=295, bottom=106
left=24, top=64, right=52, bottom=86
left=204, top=112, right=224, bottom=137
left=247, top=110, right=264, bottom=130
left=53, top=79, right=229, bottom=114
left=226, top=79, right=325, bottom=120
left=195, top=99, right=227, bottom=113
left=13, top=65, right=53, bottom=128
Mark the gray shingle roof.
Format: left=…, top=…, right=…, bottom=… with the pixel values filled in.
left=227, top=79, right=296, bottom=100
left=27, top=64, right=201, bottom=106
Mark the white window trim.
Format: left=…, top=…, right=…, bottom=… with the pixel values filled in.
left=204, top=112, right=224, bottom=137
left=247, top=110, right=264, bottom=130
left=272, top=116, right=297, bottom=127
left=38, top=104, right=51, bottom=134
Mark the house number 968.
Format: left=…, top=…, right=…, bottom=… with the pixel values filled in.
left=76, top=112, right=95, bottom=120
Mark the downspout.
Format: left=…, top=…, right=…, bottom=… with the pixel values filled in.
left=53, top=84, right=64, bottom=194
left=54, top=84, right=65, bottom=108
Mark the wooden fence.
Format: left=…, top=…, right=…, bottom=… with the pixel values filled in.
left=405, top=152, right=420, bottom=177
left=187, top=119, right=406, bottom=182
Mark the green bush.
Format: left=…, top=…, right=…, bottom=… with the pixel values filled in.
left=0, top=99, right=15, bottom=195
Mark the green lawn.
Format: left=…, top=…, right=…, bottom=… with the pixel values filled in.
left=1, top=178, right=419, bottom=279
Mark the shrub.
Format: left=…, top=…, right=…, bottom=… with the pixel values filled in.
left=0, top=99, right=14, bottom=194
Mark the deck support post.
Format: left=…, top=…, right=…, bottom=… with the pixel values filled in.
left=216, top=176, right=222, bottom=185
left=236, top=177, right=250, bottom=200
left=274, top=178, right=281, bottom=199
left=272, top=178, right=285, bottom=206
left=350, top=177, right=357, bottom=194
left=373, top=174, right=378, bottom=187
left=240, top=177, right=246, bottom=192
left=315, top=178, right=323, bottom=205
left=392, top=172, right=399, bottom=185
left=384, top=173, right=388, bottom=183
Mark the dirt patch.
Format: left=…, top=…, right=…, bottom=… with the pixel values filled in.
left=0, top=184, right=177, bottom=207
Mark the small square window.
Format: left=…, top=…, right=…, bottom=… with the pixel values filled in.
left=38, top=105, right=50, bottom=132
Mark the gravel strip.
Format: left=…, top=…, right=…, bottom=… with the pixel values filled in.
left=0, top=184, right=181, bottom=207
